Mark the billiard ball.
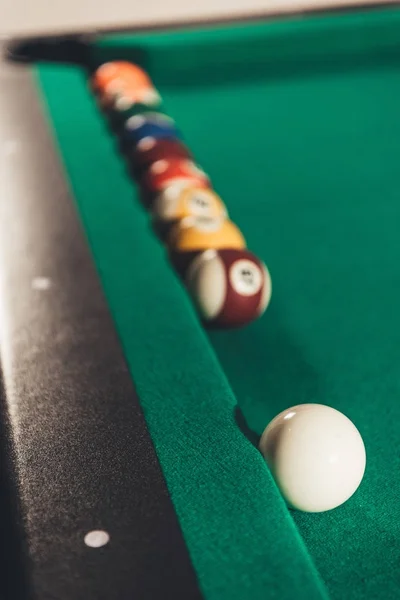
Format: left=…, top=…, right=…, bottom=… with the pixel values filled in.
left=107, top=102, right=165, bottom=132
left=258, top=404, right=366, bottom=513
left=168, top=218, right=246, bottom=280
left=152, top=187, right=228, bottom=243
left=141, top=158, right=210, bottom=203
left=186, top=249, right=272, bottom=328
left=168, top=216, right=245, bottom=253
left=123, top=112, right=180, bottom=146
left=153, top=186, right=228, bottom=222
left=131, top=138, right=192, bottom=176
left=91, top=61, right=161, bottom=110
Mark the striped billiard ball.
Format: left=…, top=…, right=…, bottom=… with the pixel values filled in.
left=153, top=186, right=228, bottom=223
left=186, top=248, right=272, bottom=328
left=152, top=187, right=228, bottom=242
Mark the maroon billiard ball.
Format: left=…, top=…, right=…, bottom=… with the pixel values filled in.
left=185, top=248, right=272, bottom=328
left=141, top=158, right=210, bottom=198
left=131, top=137, right=193, bottom=176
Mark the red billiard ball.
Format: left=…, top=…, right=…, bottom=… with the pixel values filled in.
left=141, top=158, right=210, bottom=199
left=185, top=248, right=272, bottom=328
left=131, top=138, right=193, bottom=177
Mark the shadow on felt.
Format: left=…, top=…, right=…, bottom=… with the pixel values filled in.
left=208, top=301, right=322, bottom=447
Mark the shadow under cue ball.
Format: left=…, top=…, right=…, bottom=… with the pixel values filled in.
left=259, top=404, right=366, bottom=513
left=185, top=248, right=272, bottom=328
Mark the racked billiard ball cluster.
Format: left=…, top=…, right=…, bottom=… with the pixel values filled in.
left=90, top=61, right=367, bottom=513
left=90, top=61, right=272, bottom=329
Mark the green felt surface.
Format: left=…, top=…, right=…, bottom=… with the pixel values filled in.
left=36, top=6, right=400, bottom=599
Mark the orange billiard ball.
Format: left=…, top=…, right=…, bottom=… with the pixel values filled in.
left=91, top=61, right=161, bottom=110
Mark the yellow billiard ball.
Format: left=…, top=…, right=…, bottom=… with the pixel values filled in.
left=168, top=216, right=245, bottom=253
left=152, top=186, right=228, bottom=223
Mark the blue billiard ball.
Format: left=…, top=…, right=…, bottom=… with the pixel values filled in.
left=123, top=112, right=181, bottom=146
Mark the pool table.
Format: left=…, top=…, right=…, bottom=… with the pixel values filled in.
left=2, top=4, right=400, bottom=599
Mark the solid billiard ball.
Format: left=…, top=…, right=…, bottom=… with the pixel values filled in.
left=186, top=248, right=272, bottom=328
left=259, top=404, right=366, bottom=513
left=91, top=61, right=161, bottom=110
left=168, top=216, right=245, bottom=253
left=123, top=112, right=180, bottom=146
left=153, top=186, right=228, bottom=223
left=107, top=102, right=165, bottom=131
left=131, top=138, right=192, bottom=176
left=168, top=218, right=246, bottom=280
left=141, top=158, right=210, bottom=202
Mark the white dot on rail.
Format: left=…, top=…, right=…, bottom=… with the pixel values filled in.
left=31, top=277, right=52, bottom=291
left=84, top=530, right=110, bottom=548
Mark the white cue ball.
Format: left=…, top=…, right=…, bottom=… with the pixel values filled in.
left=259, top=404, right=366, bottom=513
